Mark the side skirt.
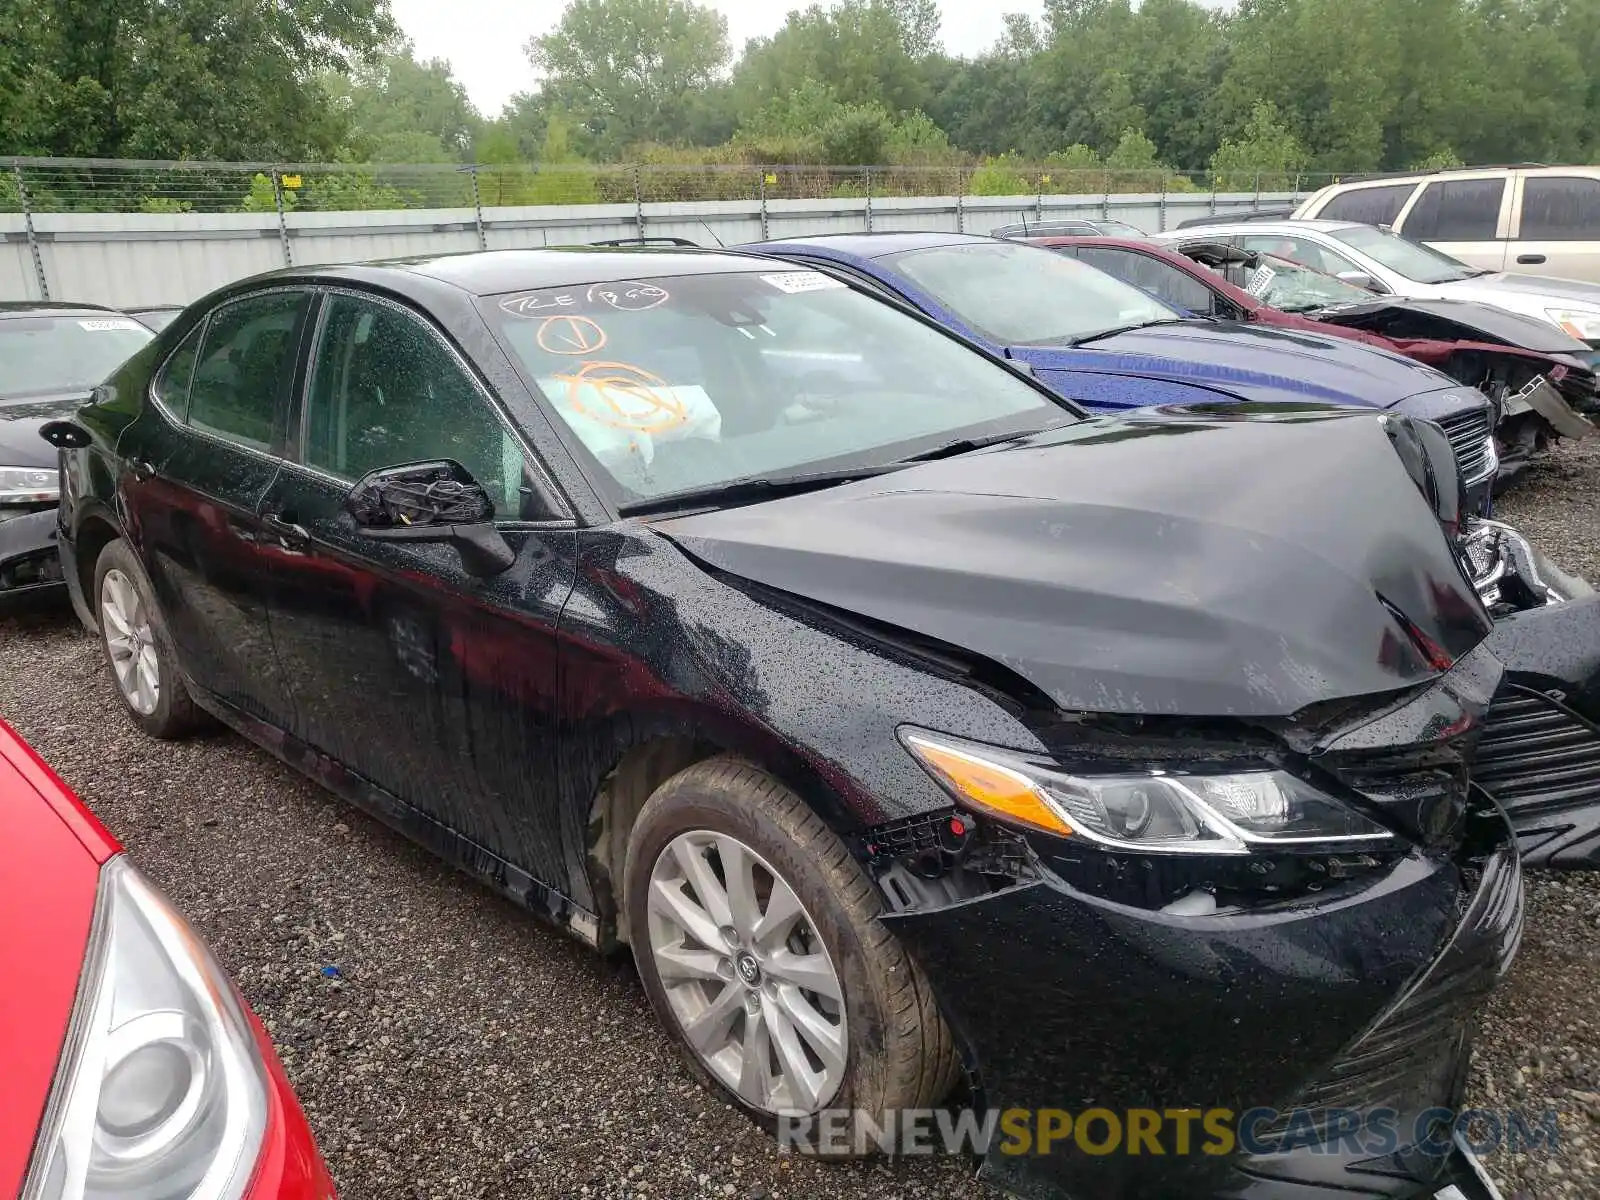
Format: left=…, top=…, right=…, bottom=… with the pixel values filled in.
left=187, top=685, right=602, bottom=947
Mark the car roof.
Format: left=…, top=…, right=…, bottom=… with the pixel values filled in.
left=250, top=247, right=797, bottom=300
left=753, top=231, right=996, bottom=259
left=0, top=301, right=124, bottom=319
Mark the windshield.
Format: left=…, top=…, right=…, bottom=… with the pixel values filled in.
left=1328, top=226, right=1482, bottom=284
left=883, top=241, right=1180, bottom=345
left=1223, top=254, right=1377, bottom=312
left=481, top=269, right=1072, bottom=507
left=0, top=315, right=153, bottom=400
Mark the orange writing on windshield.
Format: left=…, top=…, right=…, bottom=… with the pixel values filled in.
left=537, top=315, right=609, bottom=356
left=554, top=360, right=688, bottom=433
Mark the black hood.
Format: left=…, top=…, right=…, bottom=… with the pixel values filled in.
left=656, top=408, right=1492, bottom=719
left=0, top=393, right=85, bottom=470
left=1314, top=296, right=1593, bottom=356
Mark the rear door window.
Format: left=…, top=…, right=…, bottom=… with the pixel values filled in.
left=1401, top=179, right=1505, bottom=241
left=1315, top=183, right=1417, bottom=227
left=1520, top=176, right=1600, bottom=240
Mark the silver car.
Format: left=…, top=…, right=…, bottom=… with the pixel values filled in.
left=1149, top=219, right=1600, bottom=363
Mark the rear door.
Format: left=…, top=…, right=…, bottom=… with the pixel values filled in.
left=1508, top=171, right=1600, bottom=282
left=259, top=288, right=582, bottom=899
left=115, top=288, right=312, bottom=728
left=1393, top=174, right=1511, bottom=273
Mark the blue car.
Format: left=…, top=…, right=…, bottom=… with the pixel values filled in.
left=746, top=231, right=1498, bottom=509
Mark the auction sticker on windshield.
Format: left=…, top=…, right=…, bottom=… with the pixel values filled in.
left=78, top=318, right=145, bottom=331
left=761, top=272, right=846, bottom=294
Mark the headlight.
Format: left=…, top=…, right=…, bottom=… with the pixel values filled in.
left=900, top=729, right=1401, bottom=853
left=0, top=465, right=60, bottom=503
left=1545, top=308, right=1600, bottom=343
left=22, top=857, right=269, bottom=1200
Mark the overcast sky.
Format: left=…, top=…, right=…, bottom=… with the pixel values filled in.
left=390, top=0, right=1051, bottom=116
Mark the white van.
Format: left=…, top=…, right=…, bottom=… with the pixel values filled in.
left=1294, top=166, right=1600, bottom=283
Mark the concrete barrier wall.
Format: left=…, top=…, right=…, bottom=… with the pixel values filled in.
left=0, top=191, right=1297, bottom=308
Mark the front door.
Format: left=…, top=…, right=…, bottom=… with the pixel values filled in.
left=116, top=289, right=312, bottom=727
left=259, top=289, right=580, bottom=897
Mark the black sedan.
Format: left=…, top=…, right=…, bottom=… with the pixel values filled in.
left=43, top=248, right=1600, bottom=1200
left=1, top=302, right=153, bottom=607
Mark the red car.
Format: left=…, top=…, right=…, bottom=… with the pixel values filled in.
left=1025, top=234, right=1598, bottom=471
left=0, top=720, right=334, bottom=1199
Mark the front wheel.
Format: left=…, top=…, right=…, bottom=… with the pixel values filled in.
left=624, top=758, right=956, bottom=1149
left=94, top=539, right=211, bottom=739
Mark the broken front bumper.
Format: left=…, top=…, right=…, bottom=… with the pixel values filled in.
left=0, top=505, right=65, bottom=609
left=881, top=842, right=1523, bottom=1200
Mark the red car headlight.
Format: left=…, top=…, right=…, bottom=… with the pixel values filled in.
left=22, top=857, right=269, bottom=1199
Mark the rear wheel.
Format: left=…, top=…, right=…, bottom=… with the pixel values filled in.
left=94, top=540, right=210, bottom=739
left=624, top=757, right=956, bottom=1149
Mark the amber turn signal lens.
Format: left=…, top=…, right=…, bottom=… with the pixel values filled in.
left=902, top=734, right=1074, bottom=837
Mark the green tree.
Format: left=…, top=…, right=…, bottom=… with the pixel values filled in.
left=331, top=42, right=483, bottom=163
left=733, top=1, right=935, bottom=120
left=1208, top=101, right=1308, bottom=190
left=528, top=0, right=730, bottom=156
left=0, top=0, right=395, bottom=161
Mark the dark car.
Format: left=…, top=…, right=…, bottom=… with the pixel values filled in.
left=1036, top=235, right=1596, bottom=475
left=1, top=302, right=154, bottom=607
left=1177, top=206, right=1298, bottom=229
left=44, top=247, right=1600, bottom=1200
left=990, top=218, right=1148, bottom=239
left=128, top=304, right=186, bottom=332
left=743, top=233, right=1501, bottom=513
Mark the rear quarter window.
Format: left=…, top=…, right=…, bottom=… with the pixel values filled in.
left=1315, top=183, right=1418, bottom=227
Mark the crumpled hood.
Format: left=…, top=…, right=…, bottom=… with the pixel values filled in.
left=1012, top=319, right=1458, bottom=410
left=655, top=407, right=1491, bottom=718
left=1314, top=296, right=1592, bottom=356
left=0, top=393, right=87, bottom=469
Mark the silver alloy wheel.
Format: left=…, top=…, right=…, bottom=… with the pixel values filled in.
left=646, top=830, right=847, bottom=1114
left=101, top=568, right=160, bottom=716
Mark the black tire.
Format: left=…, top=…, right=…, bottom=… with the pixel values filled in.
left=624, top=757, right=957, bottom=1152
left=93, top=539, right=211, bottom=739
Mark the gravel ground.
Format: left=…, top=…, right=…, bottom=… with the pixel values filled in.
left=2, top=439, right=1598, bottom=1200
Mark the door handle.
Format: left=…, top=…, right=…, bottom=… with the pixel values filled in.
left=1516, top=253, right=1546, bottom=265
left=261, top=512, right=309, bottom=547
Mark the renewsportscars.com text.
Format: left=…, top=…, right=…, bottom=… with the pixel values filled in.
left=777, top=1106, right=1562, bottom=1158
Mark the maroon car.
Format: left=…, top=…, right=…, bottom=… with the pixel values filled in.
left=1022, top=234, right=1597, bottom=474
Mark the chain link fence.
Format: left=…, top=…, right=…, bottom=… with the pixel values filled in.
left=0, top=158, right=1341, bottom=216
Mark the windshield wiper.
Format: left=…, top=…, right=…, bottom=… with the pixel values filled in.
left=1063, top=317, right=1197, bottom=346
left=618, top=463, right=909, bottom=517
left=893, top=427, right=1050, bottom=464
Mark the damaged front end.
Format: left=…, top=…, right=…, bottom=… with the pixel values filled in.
left=863, top=645, right=1522, bottom=1200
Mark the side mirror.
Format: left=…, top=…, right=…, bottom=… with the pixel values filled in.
left=1336, top=270, right=1383, bottom=293
left=40, top=420, right=92, bottom=449
left=345, top=460, right=515, bottom=578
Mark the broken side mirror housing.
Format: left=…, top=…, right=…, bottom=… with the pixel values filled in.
left=345, top=459, right=516, bottom=577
